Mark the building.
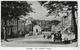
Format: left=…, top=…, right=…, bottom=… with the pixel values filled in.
left=1, top=18, right=26, bottom=38
left=1, top=18, right=18, bottom=38
left=18, top=20, right=25, bottom=36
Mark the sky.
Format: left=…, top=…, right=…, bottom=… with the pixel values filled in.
left=26, top=1, right=59, bottom=20
left=27, top=1, right=48, bottom=20
left=19, top=1, right=65, bottom=21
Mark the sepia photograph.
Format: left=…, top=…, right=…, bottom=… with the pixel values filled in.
left=1, top=1, right=78, bottom=47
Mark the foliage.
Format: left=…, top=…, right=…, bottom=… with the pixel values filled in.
left=39, top=1, right=77, bottom=14
left=1, top=1, right=32, bottom=20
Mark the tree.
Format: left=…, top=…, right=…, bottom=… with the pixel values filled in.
left=39, top=1, right=78, bottom=41
left=65, top=1, right=78, bottom=41
left=39, top=1, right=63, bottom=14
left=1, top=1, right=32, bottom=41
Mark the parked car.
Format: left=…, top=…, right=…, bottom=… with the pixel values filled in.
left=54, top=32, right=62, bottom=42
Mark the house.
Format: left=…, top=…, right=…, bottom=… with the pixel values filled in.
left=6, top=18, right=18, bottom=37
left=1, top=18, right=20, bottom=38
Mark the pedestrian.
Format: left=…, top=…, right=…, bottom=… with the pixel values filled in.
left=43, top=35, right=45, bottom=38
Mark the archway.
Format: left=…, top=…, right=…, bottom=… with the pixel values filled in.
left=33, top=25, right=41, bottom=35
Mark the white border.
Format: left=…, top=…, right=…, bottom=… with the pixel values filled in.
left=0, top=0, right=79, bottom=50
left=1, top=0, right=79, bottom=1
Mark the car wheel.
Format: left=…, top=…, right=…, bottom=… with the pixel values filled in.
left=63, top=38, right=69, bottom=44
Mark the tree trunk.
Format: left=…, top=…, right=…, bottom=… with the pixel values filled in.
left=4, top=18, right=8, bottom=41
left=24, top=21, right=25, bottom=34
left=11, top=26, right=13, bottom=37
left=10, top=19, right=13, bottom=38
left=71, top=5, right=77, bottom=41
left=17, top=19, right=19, bottom=37
left=17, top=19, right=18, bottom=34
left=62, top=17, right=64, bottom=30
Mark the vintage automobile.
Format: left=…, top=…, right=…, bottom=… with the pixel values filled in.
left=53, top=33, right=62, bottom=42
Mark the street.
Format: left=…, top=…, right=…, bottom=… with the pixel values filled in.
left=1, top=35, right=78, bottom=47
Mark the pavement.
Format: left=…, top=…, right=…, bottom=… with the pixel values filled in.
left=1, top=35, right=78, bottom=47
